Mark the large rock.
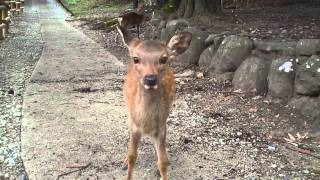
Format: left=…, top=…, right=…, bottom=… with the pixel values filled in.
left=296, top=39, right=320, bottom=56
left=289, top=96, right=320, bottom=120
left=199, top=33, right=227, bottom=69
left=207, top=35, right=253, bottom=76
left=204, top=32, right=230, bottom=47
left=309, top=118, right=320, bottom=138
left=174, top=28, right=209, bottom=65
left=166, top=19, right=190, bottom=29
left=160, top=19, right=189, bottom=42
left=295, top=55, right=320, bottom=96
left=253, top=40, right=297, bottom=55
left=199, top=44, right=218, bottom=70
left=232, top=56, right=270, bottom=93
left=216, top=72, right=234, bottom=82
left=160, top=27, right=172, bottom=42
left=268, top=57, right=296, bottom=100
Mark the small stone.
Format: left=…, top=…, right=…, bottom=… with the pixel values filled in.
left=270, top=164, right=277, bottom=168
left=252, top=96, right=262, bottom=100
left=303, top=169, right=309, bottom=174
left=219, top=139, right=225, bottom=145
left=196, top=72, right=204, bottom=79
left=0, top=155, right=4, bottom=162
left=18, top=173, right=27, bottom=180
left=8, top=89, right=14, bottom=95
left=176, top=70, right=195, bottom=77
left=267, top=144, right=277, bottom=152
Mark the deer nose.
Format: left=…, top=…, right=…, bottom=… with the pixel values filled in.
left=144, top=75, right=157, bottom=86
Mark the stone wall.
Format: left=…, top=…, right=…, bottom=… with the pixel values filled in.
left=155, top=18, right=320, bottom=125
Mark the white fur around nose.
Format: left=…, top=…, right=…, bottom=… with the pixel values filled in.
left=144, top=84, right=158, bottom=90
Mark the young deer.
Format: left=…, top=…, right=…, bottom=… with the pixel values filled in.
left=117, top=26, right=192, bottom=180
left=118, top=5, right=145, bottom=38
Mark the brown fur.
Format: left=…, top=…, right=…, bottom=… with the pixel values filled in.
left=117, top=26, right=192, bottom=180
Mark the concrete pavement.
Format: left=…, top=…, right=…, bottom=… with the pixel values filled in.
left=21, top=0, right=129, bottom=179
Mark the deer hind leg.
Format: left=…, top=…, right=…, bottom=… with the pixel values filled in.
left=155, top=131, right=168, bottom=180
left=126, top=130, right=141, bottom=180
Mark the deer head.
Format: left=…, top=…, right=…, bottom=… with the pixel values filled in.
left=117, top=26, right=192, bottom=90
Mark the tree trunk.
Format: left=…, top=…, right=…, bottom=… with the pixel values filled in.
left=184, top=0, right=194, bottom=18
left=177, top=0, right=223, bottom=18
left=206, top=0, right=223, bottom=14
left=193, top=0, right=208, bottom=16
left=133, top=0, right=139, bottom=9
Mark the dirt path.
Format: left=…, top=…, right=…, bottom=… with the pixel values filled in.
left=20, top=0, right=320, bottom=179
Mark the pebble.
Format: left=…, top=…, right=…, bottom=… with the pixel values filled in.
left=0, top=155, right=5, bottom=162
left=236, top=132, right=243, bottom=136
left=270, top=164, right=277, bottom=169
left=303, top=169, right=309, bottom=174
left=267, top=143, right=277, bottom=152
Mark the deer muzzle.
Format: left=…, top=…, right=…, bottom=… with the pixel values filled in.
left=143, top=75, right=158, bottom=90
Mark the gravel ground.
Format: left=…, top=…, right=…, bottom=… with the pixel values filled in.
left=0, top=7, right=43, bottom=179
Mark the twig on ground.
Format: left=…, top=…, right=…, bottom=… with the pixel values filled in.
left=56, top=163, right=91, bottom=180
left=217, top=91, right=255, bottom=95
left=65, top=163, right=91, bottom=168
left=281, top=143, right=320, bottom=160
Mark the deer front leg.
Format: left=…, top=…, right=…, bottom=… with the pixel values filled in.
left=155, top=129, right=168, bottom=180
left=137, top=25, right=140, bottom=39
left=126, top=129, right=141, bottom=180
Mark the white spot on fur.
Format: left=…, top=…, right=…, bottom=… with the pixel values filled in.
left=317, top=68, right=320, bottom=73
left=279, top=61, right=293, bottom=73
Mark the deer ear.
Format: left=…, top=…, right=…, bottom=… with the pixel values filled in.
left=167, top=32, right=192, bottom=58
left=117, top=26, right=139, bottom=47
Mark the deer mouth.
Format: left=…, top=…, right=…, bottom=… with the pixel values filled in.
left=144, top=84, right=158, bottom=90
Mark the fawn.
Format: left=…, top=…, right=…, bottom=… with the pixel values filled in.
left=117, top=25, right=192, bottom=180
left=118, top=5, right=145, bottom=38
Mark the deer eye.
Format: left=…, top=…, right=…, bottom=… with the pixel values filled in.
left=132, top=57, right=140, bottom=64
left=160, top=57, right=168, bottom=64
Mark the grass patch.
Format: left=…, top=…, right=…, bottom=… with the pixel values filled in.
left=65, top=0, right=131, bottom=17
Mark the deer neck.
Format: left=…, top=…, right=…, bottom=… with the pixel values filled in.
left=137, top=83, right=162, bottom=106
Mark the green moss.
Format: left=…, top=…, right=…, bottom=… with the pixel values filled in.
left=160, top=0, right=178, bottom=15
